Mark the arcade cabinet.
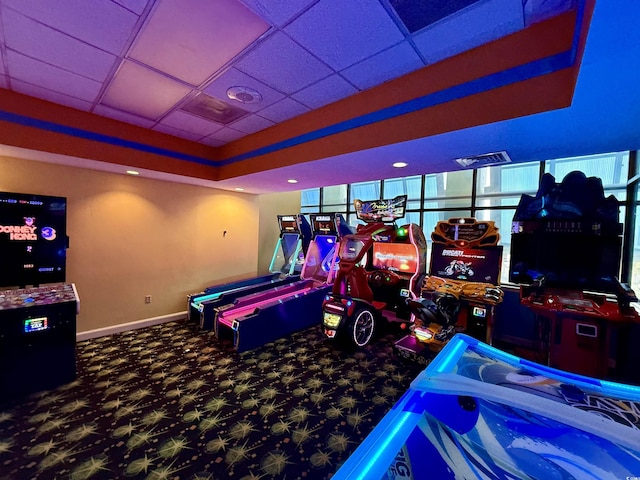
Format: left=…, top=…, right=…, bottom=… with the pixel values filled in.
left=0, top=191, right=79, bottom=401
left=510, top=171, right=640, bottom=380
left=213, top=213, right=352, bottom=352
left=322, top=195, right=428, bottom=348
left=188, top=214, right=312, bottom=330
left=331, top=334, right=640, bottom=480
left=394, top=217, right=504, bottom=365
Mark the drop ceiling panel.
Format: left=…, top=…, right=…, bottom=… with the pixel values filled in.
left=6, top=50, right=102, bottom=102
left=152, top=123, right=206, bottom=142
left=341, top=41, right=425, bottom=91
left=235, top=31, right=334, bottom=95
left=228, top=114, right=274, bottom=134
left=128, top=0, right=270, bottom=86
left=291, top=74, right=359, bottom=109
left=413, top=0, right=525, bottom=65
left=101, top=60, right=191, bottom=119
left=93, top=104, right=156, bottom=128
left=389, top=0, right=480, bottom=33
left=240, top=0, right=317, bottom=27
left=203, top=67, right=285, bottom=112
left=2, top=0, right=140, bottom=55
left=205, top=126, right=245, bottom=144
left=159, top=110, right=224, bottom=137
left=257, top=97, right=309, bottom=123
left=285, top=0, right=406, bottom=71
left=11, top=79, right=93, bottom=111
left=3, top=8, right=117, bottom=83
left=112, top=0, right=151, bottom=16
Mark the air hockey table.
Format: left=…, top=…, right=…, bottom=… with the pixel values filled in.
left=333, top=333, right=640, bottom=479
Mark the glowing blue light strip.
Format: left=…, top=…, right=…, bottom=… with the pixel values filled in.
left=331, top=410, right=421, bottom=480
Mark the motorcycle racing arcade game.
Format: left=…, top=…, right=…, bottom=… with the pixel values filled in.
left=394, top=217, right=504, bottom=365
left=511, top=171, right=640, bottom=380
left=322, top=195, right=428, bottom=348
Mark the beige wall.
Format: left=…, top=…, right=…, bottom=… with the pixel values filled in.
left=257, top=191, right=305, bottom=275
left=0, top=155, right=301, bottom=332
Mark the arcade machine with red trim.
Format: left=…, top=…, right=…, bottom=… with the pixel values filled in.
left=322, top=195, right=428, bottom=348
left=394, top=217, right=504, bottom=365
left=510, top=171, right=640, bottom=379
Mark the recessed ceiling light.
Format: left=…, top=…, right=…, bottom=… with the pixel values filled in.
left=227, top=86, right=262, bottom=104
left=392, top=162, right=408, bottom=168
left=126, top=170, right=140, bottom=176
left=287, top=179, right=298, bottom=184
left=235, top=187, right=245, bottom=191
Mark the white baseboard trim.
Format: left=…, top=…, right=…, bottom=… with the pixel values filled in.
left=77, top=311, right=187, bottom=342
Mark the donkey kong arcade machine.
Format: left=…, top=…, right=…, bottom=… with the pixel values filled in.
left=0, top=191, right=79, bottom=401
left=511, top=171, right=640, bottom=381
left=322, top=195, right=428, bottom=348
left=394, top=218, right=504, bottom=365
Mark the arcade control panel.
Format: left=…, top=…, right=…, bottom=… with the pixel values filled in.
left=0, top=283, right=79, bottom=401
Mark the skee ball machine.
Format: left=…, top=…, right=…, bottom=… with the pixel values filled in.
left=322, top=195, right=428, bottom=348
left=395, top=218, right=504, bottom=365
left=188, top=214, right=312, bottom=330
left=511, top=171, right=640, bottom=380
left=211, top=213, right=352, bottom=353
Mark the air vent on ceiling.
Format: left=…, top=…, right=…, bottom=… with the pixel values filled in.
left=389, top=0, right=480, bottom=33
left=181, top=93, right=249, bottom=125
left=454, top=151, right=512, bottom=169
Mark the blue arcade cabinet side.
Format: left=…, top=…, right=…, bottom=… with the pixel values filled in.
left=332, top=333, right=640, bottom=479
left=187, top=214, right=312, bottom=329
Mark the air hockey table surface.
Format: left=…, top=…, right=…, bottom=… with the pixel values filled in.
left=333, top=333, right=640, bottom=479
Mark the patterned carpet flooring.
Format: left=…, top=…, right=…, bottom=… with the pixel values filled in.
left=0, top=319, right=424, bottom=480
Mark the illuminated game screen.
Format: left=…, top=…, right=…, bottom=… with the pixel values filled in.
left=372, top=243, right=418, bottom=273
left=0, top=191, right=68, bottom=288
left=24, top=317, right=49, bottom=333
left=430, top=243, right=502, bottom=284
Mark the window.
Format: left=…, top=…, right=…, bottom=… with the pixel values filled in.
left=301, top=151, right=637, bottom=288
left=301, top=188, right=319, bottom=214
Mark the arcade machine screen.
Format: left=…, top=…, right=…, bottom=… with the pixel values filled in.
left=371, top=242, right=418, bottom=273
left=430, top=243, right=502, bottom=284
left=274, top=233, right=304, bottom=273
left=509, top=225, right=621, bottom=290
left=0, top=191, right=68, bottom=287
left=302, top=235, right=338, bottom=282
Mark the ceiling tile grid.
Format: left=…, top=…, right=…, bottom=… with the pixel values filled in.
left=2, top=0, right=141, bottom=55
left=202, top=67, right=285, bottom=113
left=10, top=78, right=93, bottom=112
left=127, top=0, right=269, bottom=87
left=2, top=8, right=118, bottom=83
left=256, top=96, right=310, bottom=123
left=101, top=60, right=192, bottom=120
left=413, top=0, right=525, bottom=65
left=283, top=0, right=406, bottom=71
left=6, top=49, right=103, bottom=102
left=291, top=74, right=359, bottom=110
left=340, top=41, right=425, bottom=91
left=233, top=30, right=334, bottom=95
left=240, top=0, right=318, bottom=28
left=158, top=110, right=224, bottom=138
left=0, top=0, right=621, bottom=196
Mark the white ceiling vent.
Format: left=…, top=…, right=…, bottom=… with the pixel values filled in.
left=181, top=93, right=249, bottom=125
left=454, top=151, right=512, bottom=168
